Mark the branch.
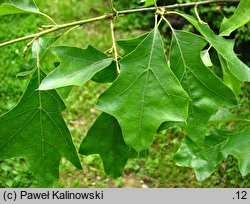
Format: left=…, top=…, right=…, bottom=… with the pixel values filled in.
left=0, top=0, right=239, bottom=48
left=118, top=0, right=239, bottom=15
left=0, top=14, right=112, bottom=48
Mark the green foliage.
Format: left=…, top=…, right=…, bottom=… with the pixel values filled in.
left=0, top=70, right=82, bottom=186
left=79, top=113, right=137, bottom=178
left=222, top=127, right=250, bottom=176
left=175, top=127, right=250, bottom=180
left=174, top=131, right=228, bottom=181
left=219, top=55, right=242, bottom=96
left=198, top=23, right=250, bottom=82
left=0, top=0, right=250, bottom=187
left=39, top=46, right=113, bottom=90
left=209, top=108, right=250, bottom=124
left=91, top=61, right=118, bottom=83
left=117, top=33, right=147, bottom=56
left=0, top=0, right=40, bottom=16
left=220, top=0, right=250, bottom=36
left=170, top=29, right=237, bottom=144
left=97, top=28, right=190, bottom=152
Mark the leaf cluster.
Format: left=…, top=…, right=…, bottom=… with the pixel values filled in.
left=0, top=0, right=249, bottom=186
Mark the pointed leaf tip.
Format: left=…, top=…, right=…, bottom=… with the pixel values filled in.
left=0, top=0, right=40, bottom=16
left=171, top=12, right=250, bottom=82
left=39, top=46, right=113, bottom=90
left=0, top=70, right=81, bottom=186
left=97, top=28, right=190, bottom=152
left=175, top=127, right=250, bottom=181
left=220, top=0, right=250, bottom=36
left=170, top=29, right=237, bottom=145
left=174, top=133, right=228, bottom=181
left=222, top=127, right=250, bottom=176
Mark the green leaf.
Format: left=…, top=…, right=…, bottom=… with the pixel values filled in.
left=208, top=48, right=224, bottom=81
left=0, top=70, right=82, bottom=186
left=16, top=69, right=35, bottom=78
left=222, top=126, right=250, bottom=176
left=174, top=127, right=250, bottom=181
left=170, top=29, right=237, bottom=144
left=50, top=61, right=73, bottom=100
left=39, top=46, right=113, bottom=90
left=31, top=38, right=74, bottom=100
left=218, top=54, right=242, bottom=96
left=56, top=86, right=73, bottom=100
left=209, top=108, right=250, bottom=124
left=0, top=0, right=40, bottom=15
left=91, top=61, right=118, bottom=83
left=17, top=37, right=59, bottom=81
left=32, top=36, right=60, bottom=61
left=220, top=0, right=250, bottom=36
left=174, top=133, right=228, bottom=181
left=199, top=24, right=250, bottom=82
left=117, top=33, right=148, bottom=56
left=201, top=49, right=213, bottom=67
left=97, top=28, right=190, bottom=152
left=79, top=113, right=137, bottom=178
left=172, top=12, right=250, bottom=82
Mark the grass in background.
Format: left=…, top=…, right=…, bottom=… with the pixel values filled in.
left=0, top=0, right=250, bottom=188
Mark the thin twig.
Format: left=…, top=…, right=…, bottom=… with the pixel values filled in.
left=161, top=15, right=174, bottom=31
left=0, top=0, right=239, bottom=48
left=35, top=39, right=41, bottom=86
left=154, top=14, right=158, bottom=29
left=0, top=14, right=112, bottom=48
left=108, top=0, right=118, bottom=15
left=117, top=0, right=239, bottom=15
left=110, top=20, right=120, bottom=74
left=153, top=0, right=158, bottom=8
left=23, top=37, right=37, bottom=57
left=41, top=25, right=55, bottom=29
left=194, top=4, right=208, bottom=25
left=60, top=25, right=80, bottom=39
left=40, top=12, right=57, bottom=25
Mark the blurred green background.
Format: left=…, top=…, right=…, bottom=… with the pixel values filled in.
left=0, top=0, right=249, bottom=187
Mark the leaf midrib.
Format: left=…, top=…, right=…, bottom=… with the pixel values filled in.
left=173, top=31, right=234, bottom=103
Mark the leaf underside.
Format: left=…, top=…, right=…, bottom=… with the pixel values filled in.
left=209, top=108, right=250, bottom=124
left=0, top=70, right=81, bottom=186
left=39, top=45, right=113, bottom=90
